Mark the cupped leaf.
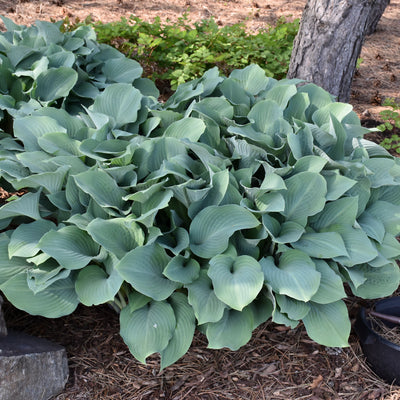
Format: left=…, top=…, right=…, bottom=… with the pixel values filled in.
left=208, top=254, right=264, bottom=311
left=39, top=226, right=100, bottom=270
left=186, top=269, right=227, bottom=324
left=189, top=204, right=260, bottom=258
left=206, top=307, right=254, bottom=350
left=120, top=300, right=176, bottom=364
left=34, top=67, right=78, bottom=102
left=9, top=219, right=57, bottom=258
left=163, top=255, right=200, bottom=284
left=1, top=272, right=78, bottom=318
left=261, top=250, right=320, bottom=302
left=115, top=243, right=179, bottom=301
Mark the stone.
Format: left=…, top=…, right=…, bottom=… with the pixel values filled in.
left=0, top=296, right=7, bottom=337
left=0, top=330, right=69, bottom=400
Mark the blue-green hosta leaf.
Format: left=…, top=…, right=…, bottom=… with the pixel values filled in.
left=330, top=225, right=378, bottom=267
left=34, top=67, right=78, bottom=102
left=208, top=254, right=264, bottom=311
left=185, top=269, right=227, bottom=324
left=0, top=159, right=30, bottom=180
left=366, top=201, right=400, bottom=236
left=156, top=227, right=190, bottom=256
left=73, top=169, right=127, bottom=210
left=189, top=205, right=260, bottom=258
left=75, top=263, right=123, bottom=306
left=364, top=158, right=400, bottom=188
left=311, top=196, right=358, bottom=231
left=115, top=244, right=179, bottom=301
left=260, top=251, right=320, bottom=302
left=188, top=170, right=230, bottom=218
left=287, top=124, right=314, bottom=160
left=262, top=214, right=304, bottom=244
left=120, top=300, right=176, bottom=364
left=192, top=97, right=234, bottom=126
left=13, top=165, right=69, bottom=193
left=323, top=172, right=357, bottom=201
left=8, top=219, right=56, bottom=258
left=302, top=301, right=350, bottom=347
left=163, top=255, right=200, bottom=284
left=254, top=192, right=285, bottom=213
left=350, top=263, right=400, bottom=299
left=357, top=211, right=385, bottom=243
left=262, top=84, right=297, bottom=109
left=13, top=115, right=66, bottom=151
left=160, top=292, right=196, bottom=370
left=87, top=218, right=144, bottom=260
left=282, top=172, right=327, bottom=225
left=291, top=232, right=348, bottom=259
left=27, top=263, right=70, bottom=294
left=0, top=191, right=41, bottom=221
left=312, top=102, right=354, bottom=126
left=163, top=117, right=206, bottom=142
left=0, top=234, right=31, bottom=285
left=284, top=92, right=310, bottom=123
left=229, top=64, right=269, bottom=96
left=376, top=233, right=400, bottom=260
left=89, top=83, right=142, bottom=127
left=1, top=272, right=78, bottom=318
left=37, top=133, right=81, bottom=156
left=219, top=78, right=251, bottom=108
left=39, top=226, right=100, bottom=270
left=292, top=155, right=327, bottom=174
left=275, top=294, right=310, bottom=320
left=206, top=307, right=254, bottom=350
left=102, top=58, right=142, bottom=83
left=310, top=260, right=346, bottom=304
left=247, top=100, right=283, bottom=133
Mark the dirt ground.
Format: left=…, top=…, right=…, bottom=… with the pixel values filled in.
left=1, top=1, right=400, bottom=399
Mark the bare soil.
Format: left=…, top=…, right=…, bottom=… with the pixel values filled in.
left=1, top=1, right=400, bottom=399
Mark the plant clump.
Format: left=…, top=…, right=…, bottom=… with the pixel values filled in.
left=1, top=19, right=400, bottom=369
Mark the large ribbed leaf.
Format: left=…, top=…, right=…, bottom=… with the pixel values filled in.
left=34, top=67, right=78, bottom=102
left=208, top=254, right=264, bottom=311
left=303, top=301, right=350, bottom=347
left=350, top=263, right=400, bottom=299
left=206, top=307, right=254, bottom=350
left=186, top=269, right=227, bottom=324
left=73, top=169, right=127, bottom=210
left=230, top=64, right=269, bottom=95
left=115, top=244, right=179, bottom=301
left=90, top=83, right=142, bottom=127
left=39, top=226, right=100, bottom=270
left=261, top=251, right=320, bottom=302
left=189, top=205, right=260, bottom=258
left=163, top=255, right=200, bottom=284
left=282, top=172, right=327, bottom=225
left=87, top=218, right=144, bottom=259
left=75, top=263, right=123, bottom=306
left=0, top=191, right=41, bottom=221
left=160, top=293, right=196, bottom=370
left=8, top=219, right=56, bottom=258
left=310, top=260, right=346, bottom=304
left=120, top=300, right=176, bottom=364
left=1, top=272, right=78, bottom=317
left=164, top=117, right=206, bottom=142
left=102, top=58, right=142, bottom=83
left=291, top=232, right=348, bottom=259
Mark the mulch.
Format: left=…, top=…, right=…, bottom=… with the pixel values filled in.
left=3, top=294, right=400, bottom=400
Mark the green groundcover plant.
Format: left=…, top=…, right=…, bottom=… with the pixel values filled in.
left=64, top=14, right=299, bottom=89
left=1, top=19, right=400, bottom=369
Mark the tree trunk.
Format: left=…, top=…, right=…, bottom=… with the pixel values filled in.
left=287, top=0, right=390, bottom=102
left=366, top=0, right=390, bottom=35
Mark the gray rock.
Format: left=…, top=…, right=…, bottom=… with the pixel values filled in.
left=0, top=330, right=69, bottom=400
left=0, top=296, right=7, bottom=337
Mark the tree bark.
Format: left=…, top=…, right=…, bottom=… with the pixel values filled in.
left=287, top=0, right=390, bottom=102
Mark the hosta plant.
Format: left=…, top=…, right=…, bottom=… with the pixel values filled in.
left=0, top=16, right=157, bottom=127
left=0, top=56, right=400, bottom=368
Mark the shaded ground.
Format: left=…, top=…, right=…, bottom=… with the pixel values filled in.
left=1, top=1, right=400, bottom=399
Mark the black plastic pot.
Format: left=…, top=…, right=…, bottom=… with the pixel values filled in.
left=355, top=297, right=400, bottom=385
